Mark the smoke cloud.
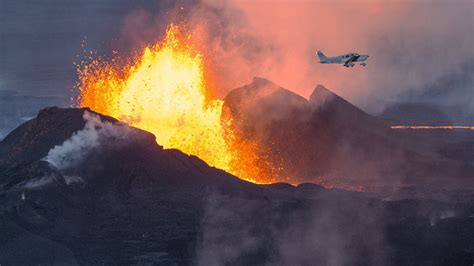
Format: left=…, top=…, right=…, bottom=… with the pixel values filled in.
left=118, top=0, right=471, bottom=114
left=44, top=111, right=131, bottom=169
left=196, top=190, right=389, bottom=265
left=187, top=0, right=473, bottom=113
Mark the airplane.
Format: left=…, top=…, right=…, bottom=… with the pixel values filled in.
left=316, top=51, right=369, bottom=67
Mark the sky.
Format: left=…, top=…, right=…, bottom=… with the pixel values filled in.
left=0, top=0, right=473, bottom=138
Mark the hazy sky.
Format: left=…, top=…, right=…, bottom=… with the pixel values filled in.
left=0, top=0, right=472, bottom=113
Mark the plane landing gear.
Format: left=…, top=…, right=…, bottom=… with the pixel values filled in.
left=360, top=62, right=367, bottom=66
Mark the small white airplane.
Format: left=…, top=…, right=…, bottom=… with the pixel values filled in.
left=317, top=51, right=369, bottom=67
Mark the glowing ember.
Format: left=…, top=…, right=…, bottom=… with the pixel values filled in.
left=391, top=125, right=474, bottom=130
left=74, top=24, right=277, bottom=184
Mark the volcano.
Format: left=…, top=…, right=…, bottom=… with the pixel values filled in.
left=224, top=78, right=474, bottom=191
left=0, top=85, right=473, bottom=264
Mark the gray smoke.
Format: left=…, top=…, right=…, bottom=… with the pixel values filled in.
left=196, top=191, right=389, bottom=266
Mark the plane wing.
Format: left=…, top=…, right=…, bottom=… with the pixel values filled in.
left=343, top=55, right=358, bottom=67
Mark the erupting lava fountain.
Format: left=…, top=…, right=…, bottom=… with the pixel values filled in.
left=74, top=24, right=280, bottom=184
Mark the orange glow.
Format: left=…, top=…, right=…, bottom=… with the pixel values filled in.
left=391, top=125, right=474, bottom=130
left=74, top=24, right=277, bottom=184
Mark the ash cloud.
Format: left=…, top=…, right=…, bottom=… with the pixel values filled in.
left=44, top=111, right=131, bottom=170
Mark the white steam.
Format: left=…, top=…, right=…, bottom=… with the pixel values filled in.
left=23, top=174, right=85, bottom=189
left=24, top=175, right=58, bottom=189
left=44, top=111, right=131, bottom=170
left=63, top=175, right=85, bottom=185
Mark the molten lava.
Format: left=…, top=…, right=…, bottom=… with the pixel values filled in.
left=74, top=24, right=277, bottom=184
left=391, top=125, right=474, bottom=130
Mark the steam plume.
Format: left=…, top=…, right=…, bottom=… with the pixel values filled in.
left=44, top=111, right=131, bottom=169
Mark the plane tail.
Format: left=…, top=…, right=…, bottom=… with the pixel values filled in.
left=316, top=51, right=328, bottom=62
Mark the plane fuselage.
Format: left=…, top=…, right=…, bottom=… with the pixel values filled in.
left=317, top=51, right=369, bottom=67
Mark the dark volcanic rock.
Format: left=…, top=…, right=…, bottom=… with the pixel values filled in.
left=0, top=106, right=472, bottom=265
left=0, top=107, right=263, bottom=264
left=309, top=84, right=387, bottom=132
left=224, top=77, right=474, bottom=191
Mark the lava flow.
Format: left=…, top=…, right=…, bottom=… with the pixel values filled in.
left=74, top=24, right=277, bottom=184
left=391, top=125, right=474, bottom=130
